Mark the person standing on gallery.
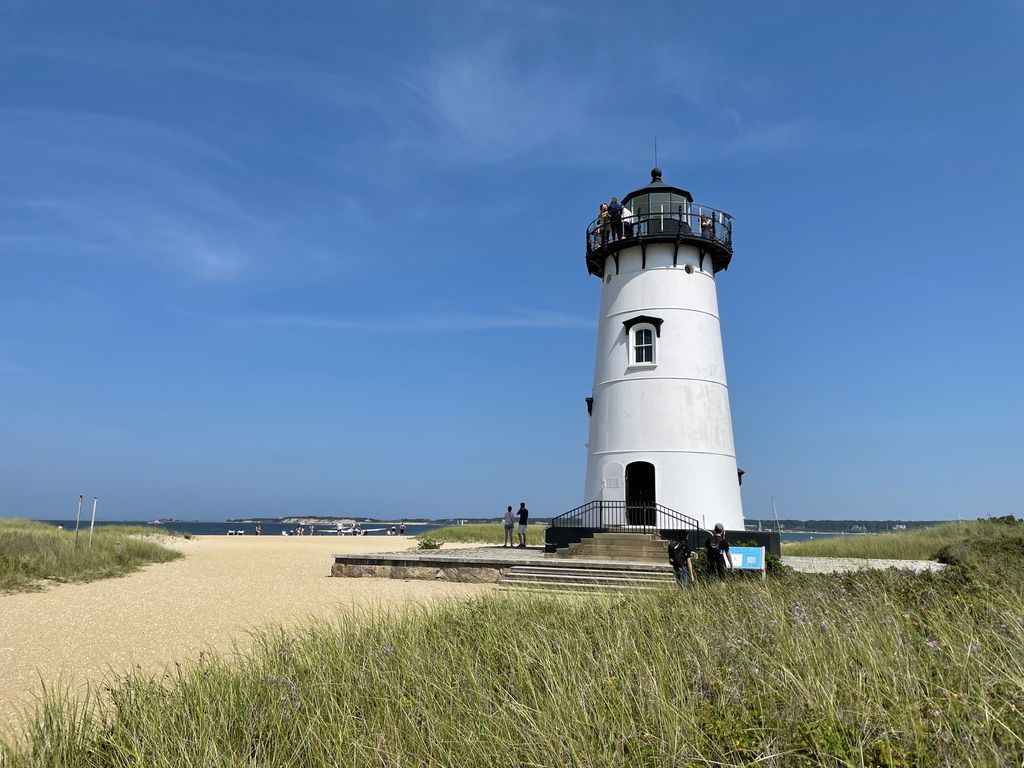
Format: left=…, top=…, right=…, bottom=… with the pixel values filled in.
left=596, top=203, right=610, bottom=247
left=608, top=196, right=623, bottom=241
left=705, top=523, right=733, bottom=583
left=503, top=505, right=516, bottom=548
left=667, top=536, right=694, bottom=587
left=516, top=502, right=529, bottom=548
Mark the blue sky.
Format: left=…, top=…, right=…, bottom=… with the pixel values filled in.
left=1, top=1, right=1021, bottom=522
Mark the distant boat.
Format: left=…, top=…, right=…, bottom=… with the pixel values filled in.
left=335, top=523, right=369, bottom=536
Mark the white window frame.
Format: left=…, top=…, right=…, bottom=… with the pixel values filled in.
left=629, top=324, right=657, bottom=368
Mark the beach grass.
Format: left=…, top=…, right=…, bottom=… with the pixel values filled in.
left=781, top=519, right=1012, bottom=561
left=418, top=522, right=545, bottom=546
left=0, top=519, right=183, bottom=593
left=3, top=518, right=1023, bottom=766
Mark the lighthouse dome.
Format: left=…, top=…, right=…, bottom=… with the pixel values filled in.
left=620, top=167, right=693, bottom=209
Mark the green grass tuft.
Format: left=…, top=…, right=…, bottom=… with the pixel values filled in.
left=782, top=518, right=1020, bottom=561
left=418, top=523, right=545, bottom=546
left=3, top=519, right=1023, bottom=766
left=0, top=519, right=184, bottom=593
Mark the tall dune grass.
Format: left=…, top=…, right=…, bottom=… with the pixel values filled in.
left=419, top=522, right=545, bottom=546
left=0, top=519, right=183, bottom=593
left=3, top=519, right=1023, bottom=766
left=781, top=519, right=1007, bottom=561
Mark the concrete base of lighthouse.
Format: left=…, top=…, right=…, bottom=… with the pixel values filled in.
left=544, top=527, right=781, bottom=559
left=585, top=452, right=744, bottom=532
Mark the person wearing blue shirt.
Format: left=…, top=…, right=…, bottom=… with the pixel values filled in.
left=608, top=196, right=623, bottom=241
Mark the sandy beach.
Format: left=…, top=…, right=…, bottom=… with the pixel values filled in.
left=0, top=535, right=488, bottom=736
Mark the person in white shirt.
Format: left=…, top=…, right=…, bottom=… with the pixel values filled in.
left=503, top=506, right=515, bottom=548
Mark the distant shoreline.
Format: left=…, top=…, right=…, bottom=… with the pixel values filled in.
left=227, top=519, right=443, bottom=526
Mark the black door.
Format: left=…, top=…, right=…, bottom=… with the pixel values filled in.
left=625, top=461, right=656, bottom=526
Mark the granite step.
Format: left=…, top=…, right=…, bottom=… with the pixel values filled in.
left=499, top=563, right=675, bottom=593
left=504, top=571, right=672, bottom=587
left=500, top=581, right=663, bottom=593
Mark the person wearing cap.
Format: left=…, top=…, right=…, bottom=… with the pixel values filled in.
left=667, top=535, right=694, bottom=587
left=704, top=523, right=733, bottom=582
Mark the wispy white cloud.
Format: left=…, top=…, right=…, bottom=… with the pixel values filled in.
left=721, top=118, right=812, bottom=155
left=0, top=19, right=825, bottom=291
left=2, top=26, right=816, bottom=174
left=397, top=19, right=819, bottom=170
left=0, top=109, right=284, bottom=281
left=413, top=38, right=599, bottom=164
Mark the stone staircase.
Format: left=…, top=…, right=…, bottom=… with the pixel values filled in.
left=500, top=562, right=674, bottom=593
left=548, top=531, right=670, bottom=563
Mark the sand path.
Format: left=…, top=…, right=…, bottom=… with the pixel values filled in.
left=0, top=536, right=487, bottom=736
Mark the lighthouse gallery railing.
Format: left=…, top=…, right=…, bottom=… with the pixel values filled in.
left=547, top=501, right=702, bottom=540
left=586, top=203, right=733, bottom=253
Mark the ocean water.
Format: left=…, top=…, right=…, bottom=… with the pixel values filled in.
left=39, top=519, right=845, bottom=543
left=40, top=519, right=450, bottom=537
left=774, top=531, right=849, bottom=543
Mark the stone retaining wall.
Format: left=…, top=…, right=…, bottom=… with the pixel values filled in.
left=332, top=562, right=510, bottom=583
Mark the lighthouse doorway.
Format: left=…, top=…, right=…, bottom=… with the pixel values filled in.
left=625, top=461, right=656, bottom=526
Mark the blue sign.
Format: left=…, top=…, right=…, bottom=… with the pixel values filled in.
left=731, top=546, right=765, bottom=571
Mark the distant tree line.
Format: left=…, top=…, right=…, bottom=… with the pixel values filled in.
left=747, top=519, right=950, bottom=532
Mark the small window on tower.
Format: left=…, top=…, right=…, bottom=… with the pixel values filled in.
left=622, top=316, right=662, bottom=368
left=632, top=326, right=655, bottom=365
left=635, top=329, right=653, bottom=363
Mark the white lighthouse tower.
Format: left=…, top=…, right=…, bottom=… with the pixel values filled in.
left=582, top=168, right=744, bottom=532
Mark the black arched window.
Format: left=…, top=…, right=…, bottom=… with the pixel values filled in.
left=634, top=327, right=654, bottom=364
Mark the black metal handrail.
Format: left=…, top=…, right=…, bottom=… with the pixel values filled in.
left=547, top=500, right=701, bottom=540
left=586, top=204, right=733, bottom=253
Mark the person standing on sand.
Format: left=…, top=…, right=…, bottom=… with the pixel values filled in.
left=255, top=523, right=262, bottom=536
left=516, top=502, right=529, bottom=548
left=503, top=506, right=516, bottom=547
left=704, top=523, right=733, bottom=583
left=668, top=536, right=694, bottom=586
left=399, top=522, right=406, bottom=536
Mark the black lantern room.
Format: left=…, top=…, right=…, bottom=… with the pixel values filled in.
left=585, top=168, right=733, bottom=278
